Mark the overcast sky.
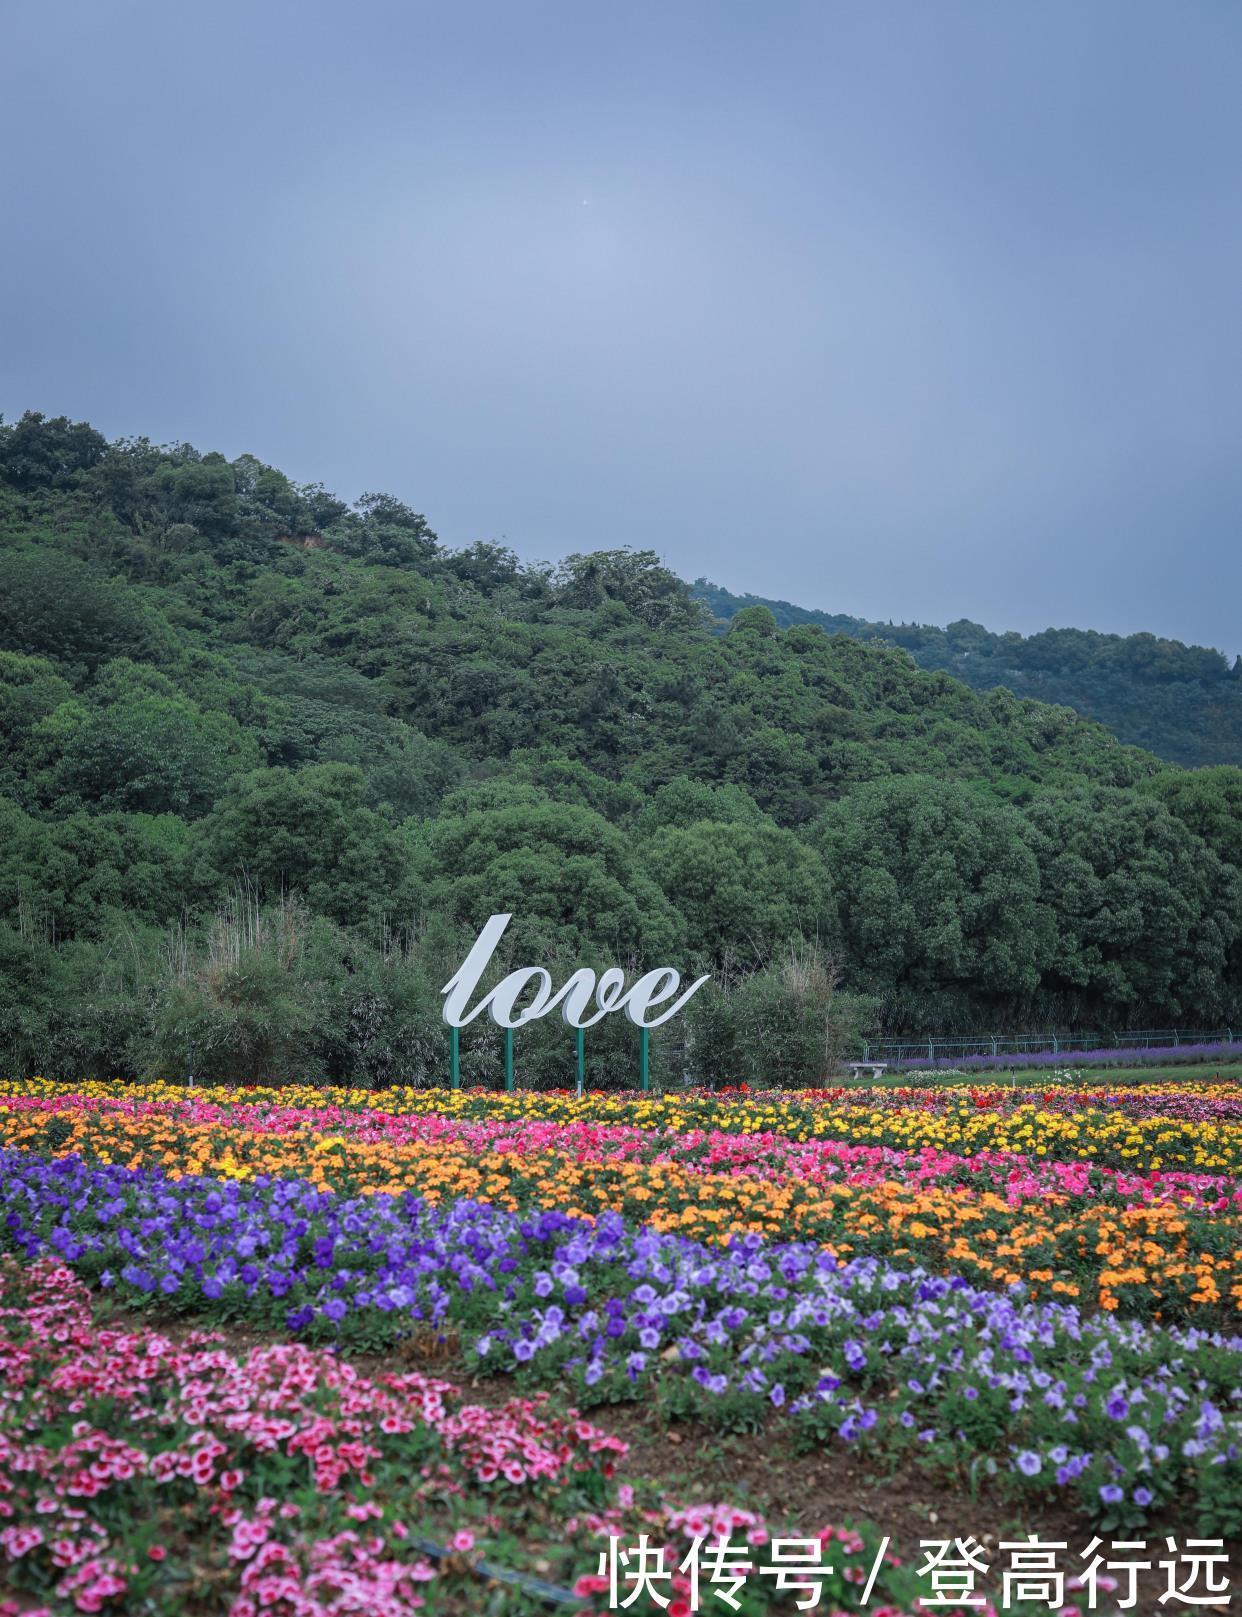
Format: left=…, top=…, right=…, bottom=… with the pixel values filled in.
left=3, top=1, right=1240, bottom=654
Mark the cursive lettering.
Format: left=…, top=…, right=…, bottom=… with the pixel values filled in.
left=440, top=914, right=710, bottom=1030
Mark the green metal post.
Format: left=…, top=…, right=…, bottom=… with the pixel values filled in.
left=505, top=1027, right=514, bottom=1093
left=576, top=1027, right=585, bottom=1097
left=450, top=1026, right=460, bottom=1090
left=640, top=1027, right=649, bottom=1091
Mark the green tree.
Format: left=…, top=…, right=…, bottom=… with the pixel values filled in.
left=0, top=410, right=107, bottom=490
left=726, top=604, right=779, bottom=638
left=636, top=776, right=765, bottom=832
left=553, top=548, right=704, bottom=629
left=0, top=551, right=171, bottom=673
left=812, top=777, right=1048, bottom=1000
left=1140, top=766, right=1242, bottom=872
left=148, top=451, right=239, bottom=543
left=1027, top=789, right=1241, bottom=1020
left=686, top=946, right=875, bottom=1085
left=0, top=798, right=193, bottom=940
left=0, top=653, right=73, bottom=801
left=34, top=682, right=260, bottom=817
left=346, top=492, right=440, bottom=566
left=506, top=751, right=646, bottom=822
left=420, top=785, right=683, bottom=961
left=193, top=764, right=413, bottom=930
left=0, top=921, right=63, bottom=1074
left=643, top=818, right=832, bottom=962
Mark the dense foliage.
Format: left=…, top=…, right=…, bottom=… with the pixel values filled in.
left=695, top=579, right=1242, bottom=769
left=1, top=409, right=1239, bottom=1081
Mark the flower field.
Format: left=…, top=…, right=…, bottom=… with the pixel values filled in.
left=2, top=1256, right=868, bottom=1617
left=0, top=1077, right=1238, bottom=1613
left=2, top=1083, right=1239, bottom=1320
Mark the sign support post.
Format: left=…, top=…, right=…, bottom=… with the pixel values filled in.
left=504, top=1027, right=514, bottom=1092
left=575, top=1027, right=585, bottom=1096
left=450, top=1027, right=460, bottom=1090
left=640, top=1027, right=649, bottom=1091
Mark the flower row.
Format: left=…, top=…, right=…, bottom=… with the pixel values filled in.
left=3, top=1107, right=1238, bottom=1318
left=8, top=1075, right=1242, bottom=1115
left=0, top=1257, right=912, bottom=1617
left=7, top=1080, right=1242, bottom=1170
left=4, top=1093, right=1240, bottom=1207
left=6, top=1079, right=1242, bottom=1164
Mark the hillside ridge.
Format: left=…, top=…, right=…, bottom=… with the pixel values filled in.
left=693, top=578, right=1242, bottom=769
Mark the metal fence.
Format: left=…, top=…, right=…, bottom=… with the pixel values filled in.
left=859, top=1028, right=1236, bottom=1065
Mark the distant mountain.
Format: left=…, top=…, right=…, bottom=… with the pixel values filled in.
left=693, top=580, right=1242, bottom=768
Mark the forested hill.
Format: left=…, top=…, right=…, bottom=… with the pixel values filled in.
left=0, top=409, right=1239, bottom=1083
left=694, top=579, right=1242, bottom=769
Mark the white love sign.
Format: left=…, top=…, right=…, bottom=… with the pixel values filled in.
left=441, top=913, right=710, bottom=1031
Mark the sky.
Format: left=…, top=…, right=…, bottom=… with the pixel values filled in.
left=2, top=1, right=1240, bottom=655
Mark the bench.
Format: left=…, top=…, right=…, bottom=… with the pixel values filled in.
left=847, top=1061, right=889, bottom=1081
